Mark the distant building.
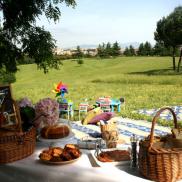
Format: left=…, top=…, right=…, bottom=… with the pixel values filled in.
left=120, top=48, right=125, bottom=54
left=87, top=49, right=98, bottom=56
left=53, top=47, right=97, bottom=56
left=54, top=48, right=64, bottom=55
left=134, top=48, right=139, bottom=55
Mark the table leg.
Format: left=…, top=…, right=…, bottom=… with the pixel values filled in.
left=118, top=104, right=121, bottom=112
left=70, top=105, right=74, bottom=118
left=111, top=105, right=114, bottom=112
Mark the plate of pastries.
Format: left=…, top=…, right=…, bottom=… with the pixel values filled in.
left=39, top=144, right=81, bottom=164
left=38, top=124, right=75, bottom=142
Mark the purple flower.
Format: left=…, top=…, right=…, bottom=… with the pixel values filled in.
left=18, top=97, right=33, bottom=108
left=34, top=98, right=59, bottom=128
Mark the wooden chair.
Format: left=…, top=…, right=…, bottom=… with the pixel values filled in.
left=78, top=103, right=89, bottom=121
left=99, top=101, right=111, bottom=112
left=59, top=103, right=73, bottom=120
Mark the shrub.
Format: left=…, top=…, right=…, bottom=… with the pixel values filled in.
left=77, top=59, right=84, bottom=65
left=0, top=70, right=16, bottom=84
left=17, top=56, right=35, bottom=65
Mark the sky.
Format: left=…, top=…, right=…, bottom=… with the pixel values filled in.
left=36, top=0, right=182, bottom=48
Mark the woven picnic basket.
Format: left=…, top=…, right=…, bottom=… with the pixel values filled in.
left=0, top=99, right=36, bottom=163
left=100, top=121, right=118, bottom=148
left=100, top=122, right=117, bottom=134
left=138, top=107, right=182, bottom=182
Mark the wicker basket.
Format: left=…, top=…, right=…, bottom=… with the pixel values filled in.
left=100, top=122, right=118, bottom=148
left=138, top=107, right=182, bottom=182
left=100, top=122, right=117, bottom=133
left=0, top=100, right=36, bottom=163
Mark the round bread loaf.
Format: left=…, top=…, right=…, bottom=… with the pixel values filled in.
left=41, top=124, right=70, bottom=139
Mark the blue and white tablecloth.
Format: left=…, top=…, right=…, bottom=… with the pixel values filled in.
left=137, top=106, right=182, bottom=121
left=70, top=117, right=171, bottom=144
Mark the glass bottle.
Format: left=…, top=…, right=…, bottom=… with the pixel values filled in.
left=130, top=134, right=138, bottom=168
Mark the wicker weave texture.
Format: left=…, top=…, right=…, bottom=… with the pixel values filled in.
left=100, top=123, right=117, bottom=133
left=138, top=107, right=182, bottom=182
left=0, top=127, right=36, bottom=163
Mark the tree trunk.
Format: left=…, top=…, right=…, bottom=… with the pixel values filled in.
left=172, top=47, right=176, bottom=70
left=177, top=48, right=182, bottom=72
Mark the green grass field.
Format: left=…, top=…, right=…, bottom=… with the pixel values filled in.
left=12, top=56, right=182, bottom=124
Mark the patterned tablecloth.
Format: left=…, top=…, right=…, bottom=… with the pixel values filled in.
left=70, top=117, right=171, bottom=144
left=137, top=106, right=182, bottom=121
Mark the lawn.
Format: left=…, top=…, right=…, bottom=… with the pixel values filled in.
left=12, top=56, right=182, bottom=123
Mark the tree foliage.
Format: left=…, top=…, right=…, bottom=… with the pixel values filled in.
left=105, top=42, right=112, bottom=57
left=97, top=43, right=107, bottom=58
left=123, top=47, right=129, bottom=56
left=0, top=0, right=76, bottom=74
left=153, top=42, right=173, bottom=56
left=144, top=41, right=152, bottom=56
left=97, top=41, right=121, bottom=58
left=75, top=46, right=83, bottom=58
left=123, top=45, right=135, bottom=56
left=0, top=68, right=16, bottom=84
left=138, top=42, right=152, bottom=56
left=74, top=45, right=84, bottom=65
left=129, top=45, right=135, bottom=56
left=137, top=43, right=144, bottom=56
left=154, top=6, right=182, bottom=71
left=112, top=41, right=121, bottom=56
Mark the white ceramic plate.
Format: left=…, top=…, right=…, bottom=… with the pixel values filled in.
left=39, top=154, right=81, bottom=165
left=90, top=147, right=131, bottom=167
left=38, top=131, right=75, bottom=143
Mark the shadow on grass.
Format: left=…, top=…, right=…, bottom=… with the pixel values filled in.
left=91, top=67, right=182, bottom=85
left=128, top=68, right=182, bottom=76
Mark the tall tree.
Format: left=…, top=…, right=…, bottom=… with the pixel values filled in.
left=112, top=41, right=121, bottom=56
left=123, top=45, right=135, bottom=56
left=0, top=0, right=76, bottom=74
left=97, top=43, right=107, bottom=58
left=177, top=48, right=182, bottom=72
left=129, top=45, right=135, bottom=56
left=138, top=43, right=144, bottom=56
left=105, top=42, right=112, bottom=57
left=75, top=46, right=83, bottom=58
left=144, top=41, right=152, bottom=56
left=154, top=6, right=182, bottom=71
left=123, top=47, right=130, bottom=56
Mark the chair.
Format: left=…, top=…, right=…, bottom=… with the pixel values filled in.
left=78, top=103, right=89, bottom=121
left=59, top=103, right=73, bottom=120
left=99, top=101, right=111, bottom=112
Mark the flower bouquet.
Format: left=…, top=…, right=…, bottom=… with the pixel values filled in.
left=34, top=98, right=59, bottom=128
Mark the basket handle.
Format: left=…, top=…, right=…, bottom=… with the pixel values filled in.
left=149, top=107, right=178, bottom=149
left=13, top=99, right=22, bottom=132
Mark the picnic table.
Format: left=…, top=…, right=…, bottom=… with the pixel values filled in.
left=0, top=141, right=150, bottom=182
left=0, top=118, right=173, bottom=182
